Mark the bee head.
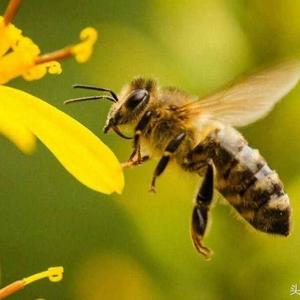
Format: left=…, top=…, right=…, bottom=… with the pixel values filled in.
left=103, top=77, right=156, bottom=139
left=65, top=78, right=156, bottom=140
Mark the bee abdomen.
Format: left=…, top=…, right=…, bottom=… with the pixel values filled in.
left=243, top=170, right=290, bottom=235
left=214, top=127, right=291, bottom=236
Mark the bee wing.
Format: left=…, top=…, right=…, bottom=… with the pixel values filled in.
left=183, top=59, right=300, bottom=127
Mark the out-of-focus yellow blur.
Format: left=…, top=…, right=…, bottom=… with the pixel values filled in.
left=1, top=0, right=300, bottom=299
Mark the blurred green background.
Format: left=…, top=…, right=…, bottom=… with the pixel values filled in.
left=1, top=0, right=300, bottom=299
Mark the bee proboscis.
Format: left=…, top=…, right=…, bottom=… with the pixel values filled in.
left=66, top=60, right=300, bottom=259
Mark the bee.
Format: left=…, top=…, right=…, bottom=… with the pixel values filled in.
left=65, top=60, right=300, bottom=259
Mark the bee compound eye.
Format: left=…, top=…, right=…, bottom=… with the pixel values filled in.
left=126, top=89, right=149, bottom=110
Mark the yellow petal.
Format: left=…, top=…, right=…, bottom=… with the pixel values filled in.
left=0, top=85, right=124, bottom=194
left=0, top=109, right=36, bottom=154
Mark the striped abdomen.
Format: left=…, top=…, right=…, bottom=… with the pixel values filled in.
left=213, top=126, right=291, bottom=236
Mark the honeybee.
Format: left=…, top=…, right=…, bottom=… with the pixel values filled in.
left=66, top=60, right=300, bottom=259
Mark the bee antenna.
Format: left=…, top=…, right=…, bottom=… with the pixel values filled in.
left=64, top=95, right=116, bottom=105
left=72, top=84, right=119, bottom=102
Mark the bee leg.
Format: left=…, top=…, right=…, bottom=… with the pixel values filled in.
left=122, top=155, right=150, bottom=169
left=191, top=162, right=214, bottom=259
left=149, top=132, right=186, bottom=192
left=123, top=111, right=153, bottom=167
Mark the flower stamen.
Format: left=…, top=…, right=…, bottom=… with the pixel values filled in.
left=35, top=47, right=73, bottom=65
left=3, top=0, right=22, bottom=25
left=0, top=267, right=64, bottom=299
left=23, top=266, right=64, bottom=285
left=0, top=25, right=97, bottom=83
left=35, top=26, right=98, bottom=65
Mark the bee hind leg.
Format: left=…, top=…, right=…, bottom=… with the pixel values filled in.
left=191, top=162, right=214, bottom=259
left=149, top=132, right=186, bottom=192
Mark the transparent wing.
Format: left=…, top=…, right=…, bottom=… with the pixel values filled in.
left=183, top=59, right=300, bottom=127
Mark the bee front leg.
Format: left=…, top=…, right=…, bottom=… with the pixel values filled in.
left=149, top=132, right=186, bottom=192
left=191, top=161, right=214, bottom=260
left=122, top=111, right=153, bottom=169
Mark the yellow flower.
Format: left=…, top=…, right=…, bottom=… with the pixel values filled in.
left=0, top=0, right=124, bottom=194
